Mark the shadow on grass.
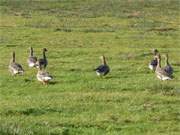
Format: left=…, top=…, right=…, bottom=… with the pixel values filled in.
left=4, top=107, right=62, bottom=116
left=49, top=81, right=59, bottom=85
left=104, top=76, right=122, bottom=79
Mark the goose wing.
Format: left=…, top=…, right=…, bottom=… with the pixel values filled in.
left=9, top=63, right=24, bottom=74
left=37, top=58, right=47, bottom=68
left=156, top=67, right=172, bottom=78
left=149, top=59, right=157, bottom=70
left=164, top=65, right=173, bottom=75
left=28, top=56, right=38, bottom=67
left=95, top=64, right=110, bottom=75
left=37, top=71, right=52, bottom=81
left=28, top=56, right=37, bottom=63
left=150, top=59, right=158, bottom=66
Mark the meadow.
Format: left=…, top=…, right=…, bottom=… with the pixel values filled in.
left=0, top=0, right=180, bottom=134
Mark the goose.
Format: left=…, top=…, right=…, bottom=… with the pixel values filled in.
left=27, top=47, right=37, bottom=67
left=155, top=54, right=172, bottom=80
left=94, top=55, right=110, bottom=76
left=9, top=51, right=24, bottom=75
left=163, top=54, right=173, bottom=75
left=36, top=64, right=53, bottom=84
left=149, top=49, right=158, bottom=71
left=36, top=48, right=48, bottom=69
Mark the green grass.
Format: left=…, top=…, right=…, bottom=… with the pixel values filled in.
left=0, top=0, right=180, bottom=135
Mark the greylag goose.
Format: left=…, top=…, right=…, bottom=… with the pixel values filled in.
left=36, top=48, right=48, bottom=69
left=163, top=54, right=173, bottom=75
left=149, top=49, right=158, bottom=71
left=9, top=51, right=24, bottom=75
left=94, top=55, right=110, bottom=76
left=36, top=65, right=53, bottom=84
left=27, top=47, right=37, bottom=67
left=155, top=54, right=172, bottom=80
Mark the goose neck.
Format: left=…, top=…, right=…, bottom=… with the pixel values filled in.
left=157, top=58, right=161, bottom=68
left=12, top=52, right=15, bottom=62
left=43, top=50, right=46, bottom=60
left=165, top=55, right=169, bottom=65
left=30, top=47, right=33, bottom=56
left=102, top=56, right=106, bottom=65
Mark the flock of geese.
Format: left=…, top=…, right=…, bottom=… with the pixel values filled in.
left=8, top=47, right=110, bottom=84
left=9, top=47, right=52, bottom=84
left=8, top=47, right=173, bottom=85
left=148, top=49, right=173, bottom=80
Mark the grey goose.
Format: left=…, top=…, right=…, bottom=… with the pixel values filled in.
left=36, top=48, right=48, bottom=69
left=27, top=47, right=38, bottom=67
left=9, top=51, right=24, bottom=75
left=94, top=55, right=110, bottom=76
left=163, top=54, right=173, bottom=76
left=36, top=64, right=53, bottom=84
left=155, top=54, right=172, bottom=80
left=149, top=49, right=159, bottom=71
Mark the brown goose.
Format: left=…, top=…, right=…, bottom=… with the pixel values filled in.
left=9, top=51, right=24, bottom=75
left=36, top=64, right=53, bottom=84
left=36, top=48, right=48, bottom=69
left=163, top=54, right=173, bottom=76
left=27, top=47, right=37, bottom=67
left=155, top=54, right=172, bottom=80
left=94, top=55, right=110, bottom=76
left=149, top=49, right=158, bottom=71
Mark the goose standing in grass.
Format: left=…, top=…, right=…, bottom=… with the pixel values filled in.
left=27, top=47, right=37, bottom=67
left=155, top=54, right=172, bottom=80
left=163, top=54, right=173, bottom=76
left=9, top=51, right=24, bottom=75
left=94, top=55, right=110, bottom=76
left=36, top=64, right=53, bottom=84
left=149, top=49, right=159, bottom=71
left=36, top=48, right=48, bottom=69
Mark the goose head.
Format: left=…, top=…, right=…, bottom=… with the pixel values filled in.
left=43, top=48, right=48, bottom=52
left=152, top=49, right=158, bottom=56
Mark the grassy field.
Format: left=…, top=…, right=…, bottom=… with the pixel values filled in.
left=0, top=0, right=180, bottom=134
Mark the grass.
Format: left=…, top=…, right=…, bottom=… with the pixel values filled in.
left=0, top=0, right=180, bottom=135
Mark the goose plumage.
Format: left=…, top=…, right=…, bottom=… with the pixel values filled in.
left=36, top=48, right=48, bottom=69
left=155, top=54, right=172, bottom=80
left=9, top=51, right=24, bottom=75
left=149, top=49, right=158, bottom=71
left=36, top=65, right=52, bottom=84
left=27, top=47, right=38, bottom=67
left=95, top=55, right=110, bottom=76
left=163, top=54, right=173, bottom=76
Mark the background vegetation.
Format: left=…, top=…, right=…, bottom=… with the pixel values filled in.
left=0, top=0, right=180, bottom=134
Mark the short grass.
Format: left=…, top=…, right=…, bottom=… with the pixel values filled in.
left=0, top=0, right=180, bottom=135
